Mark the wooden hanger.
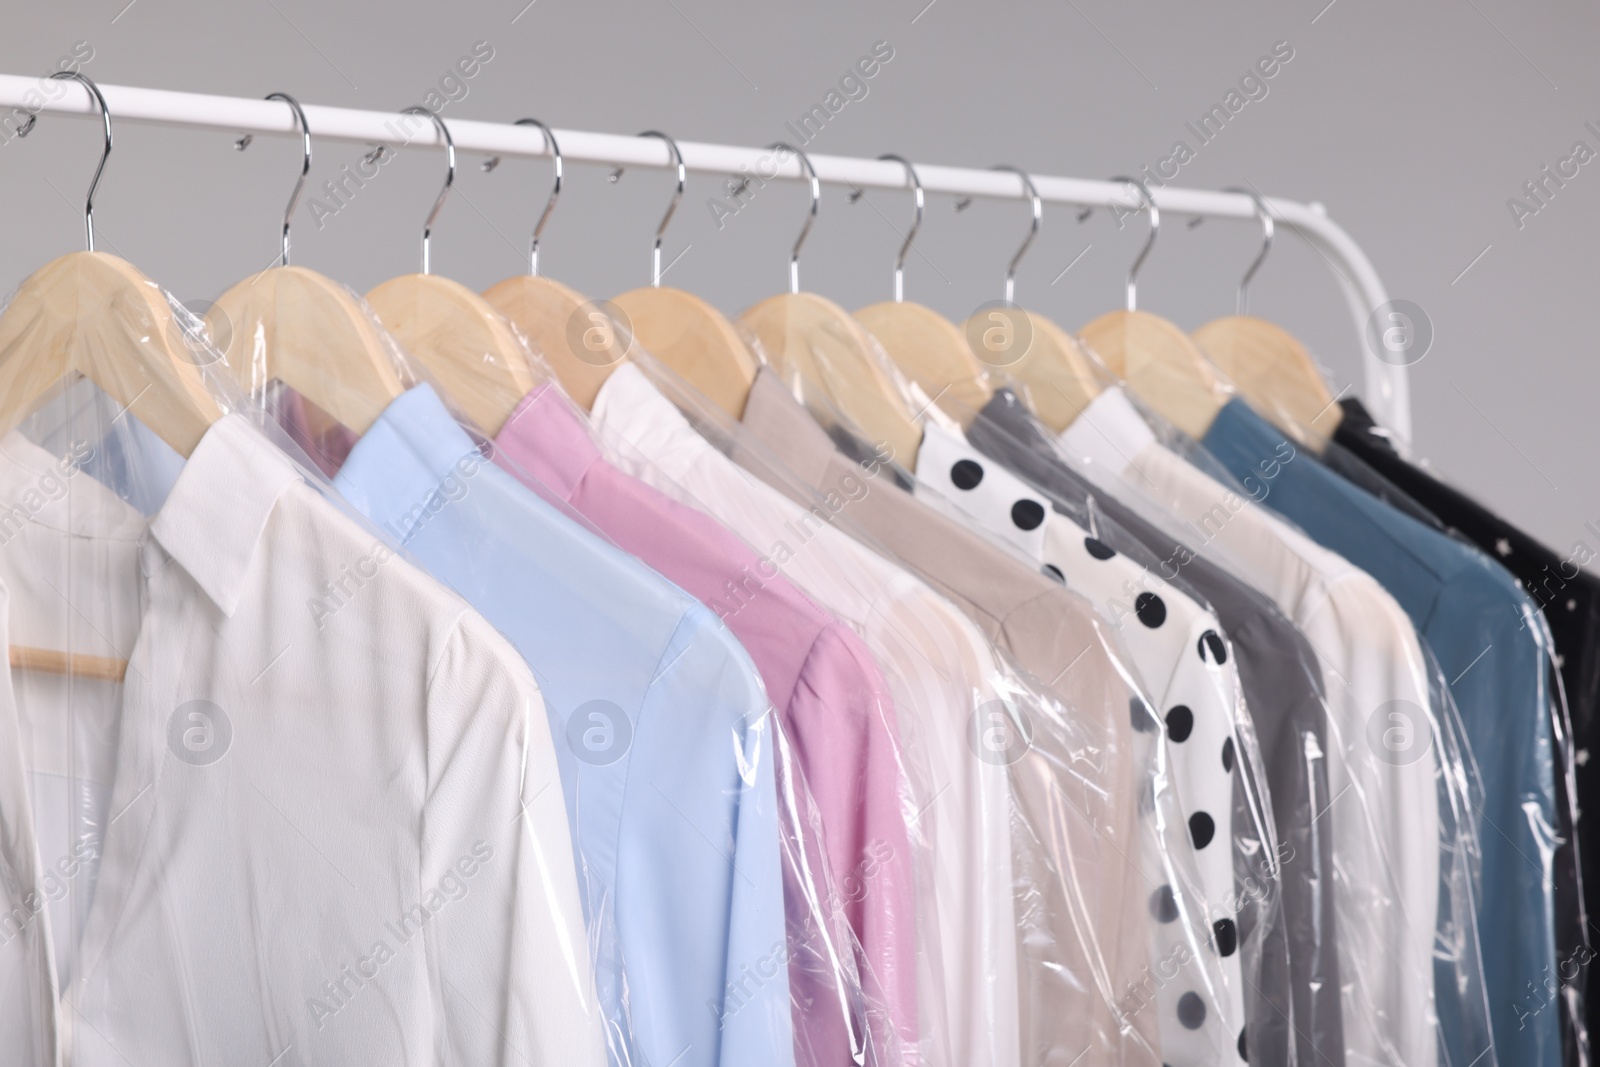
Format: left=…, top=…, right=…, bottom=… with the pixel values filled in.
left=949, top=166, right=1100, bottom=433
left=837, top=155, right=987, bottom=439
left=213, top=95, right=405, bottom=436
left=1005, top=313, right=1104, bottom=433
left=1191, top=189, right=1341, bottom=450
left=482, top=119, right=621, bottom=412
left=1079, top=177, right=1229, bottom=440
left=0, top=72, right=222, bottom=680
left=740, top=145, right=923, bottom=464
left=362, top=108, right=536, bottom=436
left=368, top=274, right=534, bottom=436
left=0, top=252, right=222, bottom=457
left=607, top=132, right=759, bottom=420
left=855, top=300, right=986, bottom=416
left=215, top=266, right=406, bottom=431
left=9, top=647, right=127, bottom=682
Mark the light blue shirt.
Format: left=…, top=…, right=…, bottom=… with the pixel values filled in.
left=1204, top=398, right=1557, bottom=1067
left=334, top=385, right=794, bottom=1067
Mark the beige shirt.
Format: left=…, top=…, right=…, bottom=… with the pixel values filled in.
left=0, top=415, right=605, bottom=1066
left=737, top=368, right=1172, bottom=1067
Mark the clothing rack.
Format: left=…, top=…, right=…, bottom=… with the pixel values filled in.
left=0, top=73, right=1411, bottom=442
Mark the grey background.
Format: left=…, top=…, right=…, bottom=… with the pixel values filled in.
left=3, top=0, right=1597, bottom=560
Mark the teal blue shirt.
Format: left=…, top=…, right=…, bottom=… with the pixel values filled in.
left=1204, top=398, right=1557, bottom=1067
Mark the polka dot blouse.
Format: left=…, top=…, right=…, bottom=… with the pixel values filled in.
left=916, top=422, right=1253, bottom=1066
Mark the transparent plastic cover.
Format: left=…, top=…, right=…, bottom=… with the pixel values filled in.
left=610, top=340, right=1253, bottom=1065
left=1030, top=363, right=1495, bottom=1067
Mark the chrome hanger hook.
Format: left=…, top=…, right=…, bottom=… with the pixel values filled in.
left=768, top=142, right=817, bottom=294
left=514, top=118, right=561, bottom=277
left=264, top=93, right=311, bottom=267
left=879, top=154, right=923, bottom=303
left=1224, top=186, right=1274, bottom=316
left=402, top=106, right=455, bottom=275
left=1110, top=175, right=1158, bottom=312
left=46, top=70, right=112, bottom=253
left=991, top=164, right=1041, bottom=306
left=633, top=130, right=685, bottom=288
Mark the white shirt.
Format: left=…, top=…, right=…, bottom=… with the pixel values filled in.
left=0, top=415, right=605, bottom=1066
left=590, top=363, right=1021, bottom=1067
left=914, top=420, right=1250, bottom=1067
left=1060, top=387, right=1441, bottom=1067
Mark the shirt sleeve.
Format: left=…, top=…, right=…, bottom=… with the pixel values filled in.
left=423, top=609, right=608, bottom=1066
left=1428, top=573, right=1559, bottom=1067
left=784, top=622, right=919, bottom=1061
left=1137, top=600, right=1251, bottom=1066
left=1297, top=576, right=1440, bottom=1067
left=609, top=607, right=794, bottom=1067
left=690, top=619, right=797, bottom=1067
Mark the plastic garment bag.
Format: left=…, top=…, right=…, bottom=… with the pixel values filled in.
left=1197, top=395, right=1558, bottom=1067
left=598, top=342, right=1239, bottom=1067
left=963, top=385, right=1342, bottom=1066
left=752, top=322, right=1273, bottom=1066
left=491, top=379, right=926, bottom=1066
left=911, top=389, right=1287, bottom=1067
left=224, top=285, right=902, bottom=1067
left=1187, top=344, right=1564, bottom=1066
left=0, top=267, right=609, bottom=1065
left=1032, top=374, right=1495, bottom=1067
left=630, top=372, right=1027, bottom=1064
left=1322, top=398, right=1591, bottom=1065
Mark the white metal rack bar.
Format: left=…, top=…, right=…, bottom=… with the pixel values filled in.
left=0, top=73, right=1410, bottom=442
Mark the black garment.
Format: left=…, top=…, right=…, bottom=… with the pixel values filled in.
left=1312, top=426, right=1448, bottom=533
left=971, top=389, right=1345, bottom=1067
left=1333, top=397, right=1593, bottom=1067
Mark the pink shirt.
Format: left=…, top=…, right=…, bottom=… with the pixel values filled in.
left=495, top=384, right=918, bottom=1064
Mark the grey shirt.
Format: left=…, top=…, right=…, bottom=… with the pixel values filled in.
left=969, top=388, right=1345, bottom=1067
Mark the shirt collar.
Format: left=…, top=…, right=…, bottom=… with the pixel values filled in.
left=1056, top=385, right=1157, bottom=478
left=332, top=384, right=484, bottom=547
left=740, top=369, right=839, bottom=486
left=972, top=388, right=1101, bottom=513
left=1335, top=395, right=1400, bottom=454
left=912, top=419, right=1050, bottom=561
left=148, top=413, right=302, bottom=617
left=590, top=362, right=719, bottom=481
left=493, top=384, right=602, bottom=503
left=740, top=367, right=1076, bottom=633
left=976, top=386, right=1034, bottom=435
left=0, top=430, right=146, bottom=542
left=1201, top=394, right=1274, bottom=454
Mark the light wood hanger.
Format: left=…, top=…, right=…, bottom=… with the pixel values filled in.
left=740, top=145, right=923, bottom=464
left=213, top=94, right=405, bottom=437
left=482, top=119, right=620, bottom=411
left=847, top=155, right=989, bottom=436
left=1191, top=188, right=1341, bottom=450
left=361, top=107, right=536, bottom=436
left=9, top=648, right=127, bottom=682
left=0, top=72, right=222, bottom=681
left=951, top=165, right=1101, bottom=433
left=0, top=252, right=222, bottom=458
left=1079, top=176, right=1230, bottom=440
left=608, top=131, right=759, bottom=420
